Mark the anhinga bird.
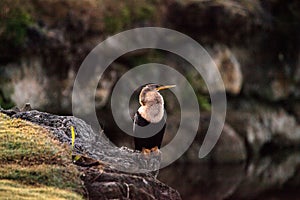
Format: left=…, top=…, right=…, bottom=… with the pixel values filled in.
left=133, top=84, right=176, bottom=154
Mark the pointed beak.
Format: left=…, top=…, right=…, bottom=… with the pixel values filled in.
left=156, top=85, right=176, bottom=91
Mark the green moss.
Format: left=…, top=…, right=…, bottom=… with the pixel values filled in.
left=129, top=50, right=163, bottom=67
left=134, top=4, right=155, bottom=22
left=186, top=72, right=211, bottom=111
left=0, top=69, right=15, bottom=109
left=0, top=113, right=84, bottom=197
left=0, top=0, right=33, bottom=62
left=0, top=115, right=70, bottom=165
left=0, top=3, right=33, bottom=48
left=0, top=179, right=83, bottom=200
left=0, top=165, right=80, bottom=191
left=197, top=94, right=211, bottom=111
left=104, top=7, right=131, bottom=34
left=103, top=0, right=157, bottom=34
left=0, top=95, right=15, bottom=110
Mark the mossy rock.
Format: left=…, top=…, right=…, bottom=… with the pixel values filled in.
left=0, top=109, right=182, bottom=199
left=0, top=113, right=84, bottom=199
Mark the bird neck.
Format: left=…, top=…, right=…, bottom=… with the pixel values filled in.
left=138, top=103, right=164, bottom=123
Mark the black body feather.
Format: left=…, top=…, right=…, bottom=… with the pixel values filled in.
left=133, top=111, right=166, bottom=151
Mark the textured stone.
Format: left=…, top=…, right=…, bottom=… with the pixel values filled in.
left=210, top=123, right=247, bottom=163
left=209, top=45, right=243, bottom=95
left=2, top=109, right=181, bottom=199
left=227, top=102, right=300, bottom=154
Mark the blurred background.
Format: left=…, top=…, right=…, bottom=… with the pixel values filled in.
left=1, top=0, right=300, bottom=199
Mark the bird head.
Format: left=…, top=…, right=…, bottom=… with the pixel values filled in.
left=139, top=84, right=176, bottom=106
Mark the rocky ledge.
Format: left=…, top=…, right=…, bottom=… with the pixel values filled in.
left=0, top=107, right=181, bottom=200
